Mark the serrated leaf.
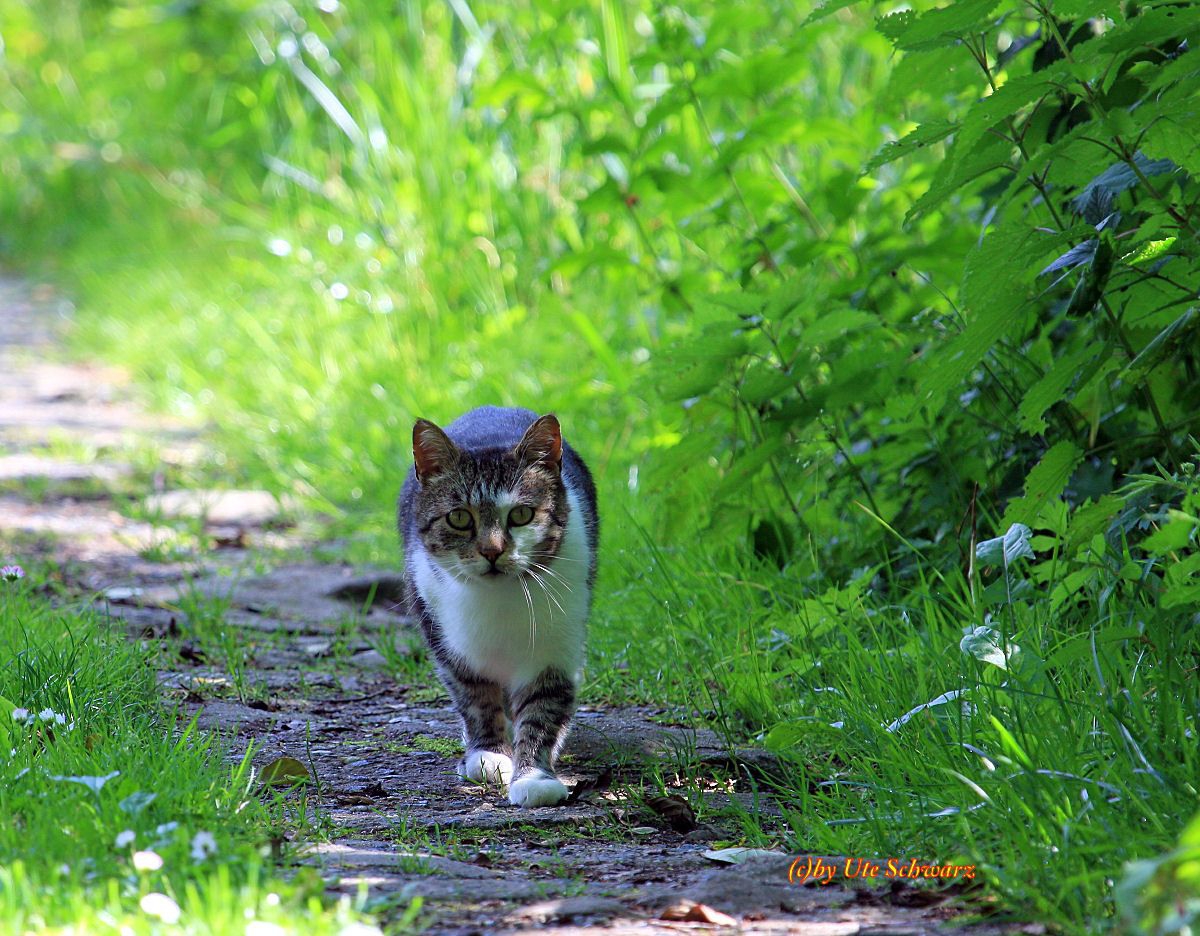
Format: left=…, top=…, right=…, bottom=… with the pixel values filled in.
left=906, top=132, right=1013, bottom=222
left=1066, top=495, right=1123, bottom=554
left=877, top=0, right=1001, bottom=51
left=919, top=224, right=1067, bottom=405
left=1070, top=154, right=1177, bottom=215
left=1017, top=342, right=1104, bottom=434
left=714, top=435, right=786, bottom=502
left=803, top=0, right=865, bottom=25
left=957, top=66, right=1068, bottom=156
left=1122, top=237, right=1178, bottom=266
left=259, top=756, right=311, bottom=787
left=1094, top=6, right=1200, bottom=56
left=1122, top=307, right=1198, bottom=384
left=1142, top=512, right=1199, bottom=556
left=1002, top=442, right=1084, bottom=527
left=864, top=120, right=957, bottom=172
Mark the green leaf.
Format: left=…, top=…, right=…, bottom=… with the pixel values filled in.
left=1017, top=342, right=1105, bottom=434
left=906, top=132, right=1012, bottom=222
left=1066, top=495, right=1123, bottom=555
left=957, top=66, right=1068, bottom=156
left=1070, top=154, right=1177, bottom=215
left=919, top=223, right=1067, bottom=406
left=803, top=0, right=865, bottom=25
left=715, top=434, right=787, bottom=502
left=864, top=120, right=957, bottom=172
left=961, top=625, right=1021, bottom=671
left=1003, top=441, right=1085, bottom=528
left=877, top=0, right=1001, bottom=52
left=259, top=756, right=312, bottom=787
left=975, top=523, right=1034, bottom=567
left=1142, top=511, right=1199, bottom=556
left=656, top=325, right=750, bottom=401
left=1122, top=307, right=1199, bottom=384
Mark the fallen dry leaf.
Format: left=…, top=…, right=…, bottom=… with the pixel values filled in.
left=661, top=901, right=738, bottom=926
left=646, top=793, right=698, bottom=833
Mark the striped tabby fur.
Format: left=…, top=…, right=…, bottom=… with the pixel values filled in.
left=398, top=406, right=598, bottom=807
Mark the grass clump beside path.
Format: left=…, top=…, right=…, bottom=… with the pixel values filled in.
left=0, top=569, right=382, bottom=934
left=3, top=1, right=1199, bottom=933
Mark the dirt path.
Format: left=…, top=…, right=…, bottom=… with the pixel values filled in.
left=0, top=276, right=1016, bottom=935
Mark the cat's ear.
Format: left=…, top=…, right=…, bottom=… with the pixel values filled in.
left=413, top=419, right=459, bottom=481
left=514, top=414, right=563, bottom=469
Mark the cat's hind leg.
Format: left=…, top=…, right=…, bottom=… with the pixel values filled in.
left=508, top=667, right=575, bottom=807
left=440, top=666, right=513, bottom=788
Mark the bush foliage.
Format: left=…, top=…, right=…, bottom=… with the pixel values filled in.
left=2, top=1, right=1198, bottom=930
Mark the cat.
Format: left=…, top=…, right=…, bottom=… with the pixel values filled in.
left=398, top=406, right=598, bottom=807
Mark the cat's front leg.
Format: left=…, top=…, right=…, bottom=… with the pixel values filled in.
left=508, top=667, right=575, bottom=807
left=440, top=665, right=513, bottom=788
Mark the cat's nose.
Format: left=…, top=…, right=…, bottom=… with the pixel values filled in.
left=478, top=537, right=505, bottom=563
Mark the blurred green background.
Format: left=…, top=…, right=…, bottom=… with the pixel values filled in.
left=3, top=1, right=1199, bottom=930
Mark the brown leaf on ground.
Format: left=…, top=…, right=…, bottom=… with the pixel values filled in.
left=661, top=900, right=738, bottom=926
left=647, top=793, right=698, bottom=832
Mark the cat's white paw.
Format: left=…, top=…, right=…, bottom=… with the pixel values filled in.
left=459, top=750, right=513, bottom=787
left=508, top=771, right=569, bottom=807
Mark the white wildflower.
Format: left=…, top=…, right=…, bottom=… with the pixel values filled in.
left=38, top=708, right=56, bottom=722
left=190, top=830, right=217, bottom=861
left=132, top=850, right=164, bottom=872
left=115, top=829, right=136, bottom=848
left=265, top=893, right=280, bottom=907
left=139, top=892, right=181, bottom=924
left=54, top=713, right=66, bottom=726
left=10, top=708, right=29, bottom=723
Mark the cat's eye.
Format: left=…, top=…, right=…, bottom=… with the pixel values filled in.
left=508, top=505, right=535, bottom=527
left=446, top=509, right=473, bottom=530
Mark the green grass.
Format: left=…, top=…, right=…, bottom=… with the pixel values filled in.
left=2, top=1, right=1198, bottom=933
left=0, top=574, right=388, bottom=934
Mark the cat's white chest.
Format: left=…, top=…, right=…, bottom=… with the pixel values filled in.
left=412, top=488, right=591, bottom=689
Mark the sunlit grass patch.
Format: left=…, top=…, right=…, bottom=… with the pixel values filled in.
left=0, top=571, right=389, bottom=933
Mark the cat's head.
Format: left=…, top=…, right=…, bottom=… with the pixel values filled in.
left=410, top=414, right=568, bottom=581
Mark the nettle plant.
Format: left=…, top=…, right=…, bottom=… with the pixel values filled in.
left=634, top=2, right=1200, bottom=576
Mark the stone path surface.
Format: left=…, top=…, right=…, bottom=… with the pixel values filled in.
left=0, top=276, right=1024, bottom=935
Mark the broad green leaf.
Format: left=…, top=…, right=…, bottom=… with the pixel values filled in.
left=1122, top=237, right=1177, bottom=266
left=1142, top=511, right=1199, bottom=556
left=1122, top=307, right=1198, bottom=384
left=877, top=0, right=1001, bottom=52
left=258, top=756, right=312, bottom=787
left=1003, top=441, right=1084, bottom=528
left=864, top=120, right=956, bottom=172
left=1066, top=495, right=1123, bottom=555
left=961, top=625, right=1021, bottom=671
left=803, top=0, right=865, bottom=25
left=975, top=523, right=1034, bottom=567
left=1017, top=342, right=1105, bottom=434
left=906, top=132, right=1013, bottom=222
left=919, top=223, right=1067, bottom=406
left=1070, top=154, right=1177, bottom=215
left=957, top=66, right=1068, bottom=156
left=714, top=434, right=786, bottom=502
